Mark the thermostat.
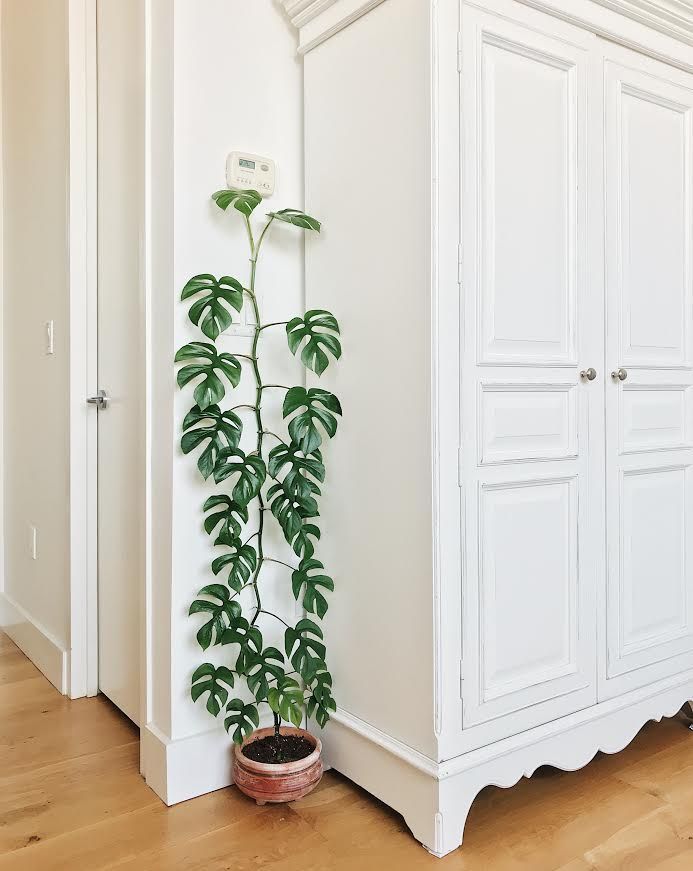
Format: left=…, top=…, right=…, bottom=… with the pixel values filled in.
left=226, top=152, right=275, bottom=197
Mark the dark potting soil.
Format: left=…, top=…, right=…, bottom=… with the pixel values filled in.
left=242, top=734, right=314, bottom=764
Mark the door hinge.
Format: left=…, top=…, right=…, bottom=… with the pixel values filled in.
left=457, top=31, right=463, bottom=73
left=457, top=243, right=463, bottom=286
left=460, top=660, right=465, bottom=698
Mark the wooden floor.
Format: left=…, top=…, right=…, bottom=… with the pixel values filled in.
left=3, top=633, right=693, bottom=870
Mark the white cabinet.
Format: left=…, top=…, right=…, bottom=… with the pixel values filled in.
left=284, top=0, right=693, bottom=857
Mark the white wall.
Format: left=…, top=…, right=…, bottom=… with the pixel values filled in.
left=170, top=0, right=304, bottom=740
left=145, top=0, right=305, bottom=799
left=1, top=0, right=71, bottom=683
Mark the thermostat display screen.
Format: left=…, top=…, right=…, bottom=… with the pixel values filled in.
left=239, top=158, right=255, bottom=169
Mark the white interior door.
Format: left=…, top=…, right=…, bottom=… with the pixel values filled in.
left=460, top=4, right=602, bottom=746
left=603, top=45, right=693, bottom=699
left=95, top=0, right=144, bottom=725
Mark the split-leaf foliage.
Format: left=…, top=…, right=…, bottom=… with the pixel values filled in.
left=177, top=187, right=340, bottom=742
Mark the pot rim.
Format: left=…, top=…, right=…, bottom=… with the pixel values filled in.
left=233, top=725, right=322, bottom=775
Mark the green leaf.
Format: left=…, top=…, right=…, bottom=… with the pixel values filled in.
left=306, top=667, right=336, bottom=728
left=189, top=585, right=242, bottom=650
left=213, top=448, right=267, bottom=507
left=268, top=442, right=324, bottom=485
left=286, top=310, right=341, bottom=376
left=224, top=699, right=260, bottom=744
left=285, top=618, right=326, bottom=683
left=291, top=522, right=321, bottom=560
left=268, top=676, right=305, bottom=728
left=175, top=342, right=242, bottom=410
left=291, top=557, right=334, bottom=619
left=268, top=208, right=321, bottom=232
left=268, top=481, right=319, bottom=554
left=212, top=538, right=258, bottom=593
left=181, top=405, right=242, bottom=479
left=181, top=274, right=244, bottom=340
left=221, top=617, right=263, bottom=675
left=191, top=664, right=235, bottom=717
left=245, top=647, right=285, bottom=702
left=212, top=188, right=262, bottom=217
left=203, top=495, right=249, bottom=542
left=283, top=387, right=342, bottom=456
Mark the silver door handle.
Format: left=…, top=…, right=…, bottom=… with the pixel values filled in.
left=87, top=389, right=110, bottom=410
left=611, top=368, right=628, bottom=382
left=580, top=367, right=597, bottom=381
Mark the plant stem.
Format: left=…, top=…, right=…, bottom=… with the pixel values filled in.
left=261, top=384, right=291, bottom=391
left=258, top=609, right=292, bottom=629
left=273, top=710, right=281, bottom=738
left=263, top=557, right=295, bottom=571
left=244, top=215, right=266, bottom=626
left=259, top=321, right=289, bottom=331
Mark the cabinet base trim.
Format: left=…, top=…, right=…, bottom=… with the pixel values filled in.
left=322, top=674, right=693, bottom=857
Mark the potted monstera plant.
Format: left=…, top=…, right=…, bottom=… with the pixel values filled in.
left=175, top=186, right=340, bottom=805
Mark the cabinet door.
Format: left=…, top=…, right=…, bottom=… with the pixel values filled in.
left=603, top=46, right=693, bottom=699
left=460, top=4, right=601, bottom=744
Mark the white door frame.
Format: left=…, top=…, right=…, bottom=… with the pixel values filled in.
left=67, top=0, right=148, bottom=737
left=67, top=0, right=99, bottom=700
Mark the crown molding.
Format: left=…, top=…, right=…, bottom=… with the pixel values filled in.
left=281, top=0, right=693, bottom=54
left=591, top=0, right=693, bottom=43
left=279, top=0, right=388, bottom=53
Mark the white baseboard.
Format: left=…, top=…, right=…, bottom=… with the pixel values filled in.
left=0, top=592, right=68, bottom=693
left=143, top=723, right=234, bottom=805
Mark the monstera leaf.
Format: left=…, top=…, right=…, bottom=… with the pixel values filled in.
left=268, top=676, right=304, bottom=728
left=222, top=617, right=263, bottom=675
left=175, top=342, right=242, bottom=410
left=268, top=480, right=319, bottom=548
left=181, top=405, right=242, bottom=479
left=283, top=387, right=342, bottom=456
left=268, top=208, right=321, bottom=232
left=181, top=274, right=244, bottom=340
left=307, top=667, right=336, bottom=728
left=203, top=496, right=249, bottom=543
left=212, top=538, right=258, bottom=593
left=286, top=310, right=341, bottom=376
left=224, top=699, right=260, bottom=743
left=291, top=558, right=334, bottom=619
left=212, top=188, right=262, bottom=217
left=285, top=618, right=326, bottom=683
left=291, top=522, right=321, bottom=560
left=269, top=442, right=325, bottom=485
left=189, top=584, right=242, bottom=650
left=245, top=647, right=285, bottom=702
left=213, top=449, right=266, bottom=507
left=191, top=664, right=235, bottom=716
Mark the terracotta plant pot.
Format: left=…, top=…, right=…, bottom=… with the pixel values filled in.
left=232, top=726, right=323, bottom=805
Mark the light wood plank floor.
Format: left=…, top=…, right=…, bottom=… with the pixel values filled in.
left=3, top=632, right=693, bottom=869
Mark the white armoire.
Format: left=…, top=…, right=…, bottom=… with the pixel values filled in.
left=282, top=0, right=693, bottom=856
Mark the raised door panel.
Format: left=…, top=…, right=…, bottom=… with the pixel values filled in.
left=603, top=48, right=693, bottom=699
left=479, top=34, right=577, bottom=365
left=461, top=4, right=599, bottom=745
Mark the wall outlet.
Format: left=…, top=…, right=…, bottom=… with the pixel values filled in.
left=29, top=525, right=37, bottom=560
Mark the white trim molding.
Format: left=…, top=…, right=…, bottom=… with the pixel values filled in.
left=592, top=0, right=693, bottom=44
left=281, top=0, right=693, bottom=56
left=280, top=0, right=389, bottom=53
left=0, top=593, right=69, bottom=693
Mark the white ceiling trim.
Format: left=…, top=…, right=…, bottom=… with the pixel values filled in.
left=280, top=0, right=693, bottom=53
left=591, top=0, right=693, bottom=42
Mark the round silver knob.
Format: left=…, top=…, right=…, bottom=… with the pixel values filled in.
left=580, top=367, right=597, bottom=381
left=611, top=368, right=628, bottom=382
